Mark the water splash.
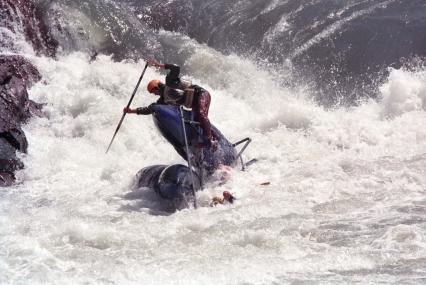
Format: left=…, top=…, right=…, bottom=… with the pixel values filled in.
left=0, top=46, right=424, bottom=283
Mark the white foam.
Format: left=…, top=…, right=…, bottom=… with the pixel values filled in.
left=1, top=46, right=426, bottom=283
left=380, top=67, right=426, bottom=118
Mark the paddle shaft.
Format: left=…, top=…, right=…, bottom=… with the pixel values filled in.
left=106, top=62, right=149, bottom=153
left=179, top=106, right=198, bottom=209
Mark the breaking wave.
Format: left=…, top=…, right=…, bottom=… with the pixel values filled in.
left=1, top=0, right=426, bottom=284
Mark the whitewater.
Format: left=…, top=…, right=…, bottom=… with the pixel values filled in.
left=1, top=37, right=426, bottom=284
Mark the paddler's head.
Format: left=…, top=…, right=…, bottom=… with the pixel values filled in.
left=147, top=79, right=164, bottom=96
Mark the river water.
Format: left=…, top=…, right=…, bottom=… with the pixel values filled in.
left=1, top=1, right=426, bottom=284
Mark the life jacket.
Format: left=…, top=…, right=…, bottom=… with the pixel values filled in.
left=163, top=85, right=185, bottom=106
left=162, top=79, right=204, bottom=108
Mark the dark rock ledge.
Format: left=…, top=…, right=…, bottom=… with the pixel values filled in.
left=0, top=0, right=57, bottom=187
left=0, top=56, right=44, bottom=186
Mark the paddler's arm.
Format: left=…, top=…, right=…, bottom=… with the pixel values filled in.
left=122, top=92, right=166, bottom=115
left=123, top=103, right=155, bottom=115
left=147, top=59, right=180, bottom=86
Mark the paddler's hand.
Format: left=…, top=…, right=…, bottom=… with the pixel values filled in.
left=123, top=107, right=137, bottom=114
left=146, top=59, right=164, bottom=69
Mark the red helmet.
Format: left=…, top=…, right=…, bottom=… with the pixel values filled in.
left=223, top=191, right=231, bottom=199
left=147, top=79, right=162, bottom=93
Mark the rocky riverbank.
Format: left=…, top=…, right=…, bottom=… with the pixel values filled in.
left=0, top=0, right=57, bottom=186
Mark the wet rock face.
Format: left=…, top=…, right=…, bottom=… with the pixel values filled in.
left=0, top=0, right=54, bottom=186
left=0, top=55, right=43, bottom=187
left=0, top=0, right=57, bottom=56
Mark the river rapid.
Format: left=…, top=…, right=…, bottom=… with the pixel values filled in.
left=1, top=1, right=426, bottom=284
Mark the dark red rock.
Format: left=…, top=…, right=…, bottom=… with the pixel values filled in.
left=0, top=55, right=41, bottom=87
left=0, top=0, right=57, bottom=56
left=0, top=55, right=43, bottom=186
left=0, top=56, right=41, bottom=131
left=0, top=0, right=56, bottom=187
left=141, top=1, right=193, bottom=33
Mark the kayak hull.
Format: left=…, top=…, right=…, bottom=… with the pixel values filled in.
left=136, top=164, right=200, bottom=202
left=136, top=105, right=237, bottom=202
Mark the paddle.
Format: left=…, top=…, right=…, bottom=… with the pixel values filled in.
left=106, top=62, right=149, bottom=153
left=179, top=106, right=198, bottom=209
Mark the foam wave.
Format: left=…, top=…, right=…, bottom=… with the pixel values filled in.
left=379, top=67, right=426, bottom=118
left=1, top=46, right=426, bottom=283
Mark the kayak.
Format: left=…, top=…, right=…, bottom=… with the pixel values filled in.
left=151, top=104, right=237, bottom=171
left=136, top=104, right=241, bottom=205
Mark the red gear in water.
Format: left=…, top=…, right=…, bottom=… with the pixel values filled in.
left=210, top=190, right=235, bottom=206
left=223, top=191, right=235, bottom=203
left=223, top=191, right=231, bottom=199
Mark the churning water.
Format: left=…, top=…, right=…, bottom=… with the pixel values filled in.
left=1, top=0, right=426, bottom=284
